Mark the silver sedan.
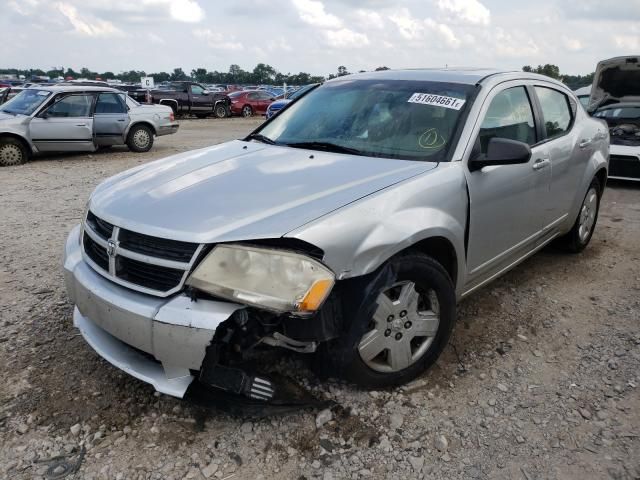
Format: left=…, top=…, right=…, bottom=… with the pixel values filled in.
left=0, top=85, right=178, bottom=166
left=64, top=69, right=608, bottom=400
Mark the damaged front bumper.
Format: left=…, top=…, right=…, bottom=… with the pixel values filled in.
left=63, top=224, right=243, bottom=398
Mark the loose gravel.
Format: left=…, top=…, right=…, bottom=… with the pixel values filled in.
left=0, top=117, right=638, bottom=479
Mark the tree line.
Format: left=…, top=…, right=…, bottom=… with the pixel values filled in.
left=1, top=63, right=594, bottom=89
left=0, top=63, right=329, bottom=85
left=522, top=64, right=594, bottom=90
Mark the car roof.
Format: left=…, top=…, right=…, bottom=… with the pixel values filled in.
left=328, top=68, right=562, bottom=87
left=25, top=85, right=120, bottom=93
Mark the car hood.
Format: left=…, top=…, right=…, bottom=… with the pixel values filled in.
left=90, top=140, right=433, bottom=243
left=0, top=111, right=29, bottom=125
left=590, top=56, right=640, bottom=110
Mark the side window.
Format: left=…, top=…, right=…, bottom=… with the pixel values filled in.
left=259, top=92, right=272, bottom=100
left=95, top=93, right=126, bottom=114
left=535, top=87, right=572, bottom=139
left=45, top=94, right=93, bottom=118
left=191, top=85, right=205, bottom=95
left=478, top=87, right=536, bottom=153
left=248, top=92, right=259, bottom=100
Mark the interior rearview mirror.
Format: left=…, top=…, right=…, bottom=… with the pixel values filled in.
left=469, top=137, right=532, bottom=171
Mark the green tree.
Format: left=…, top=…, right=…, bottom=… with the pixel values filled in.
left=170, top=68, right=188, bottom=81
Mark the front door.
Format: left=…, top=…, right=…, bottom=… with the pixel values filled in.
left=94, top=92, right=130, bottom=146
left=190, top=84, right=211, bottom=112
left=464, top=83, right=551, bottom=291
left=30, top=93, right=95, bottom=152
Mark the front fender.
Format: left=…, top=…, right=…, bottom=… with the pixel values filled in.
left=288, top=163, right=469, bottom=295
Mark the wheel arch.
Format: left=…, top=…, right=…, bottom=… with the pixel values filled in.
left=127, top=120, right=156, bottom=137
left=0, top=132, right=32, bottom=154
left=158, top=99, right=179, bottom=114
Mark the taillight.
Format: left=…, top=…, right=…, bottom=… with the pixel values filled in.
left=169, top=112, right=175, bottom=122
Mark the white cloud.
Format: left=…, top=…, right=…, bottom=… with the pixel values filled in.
left=325, top=28, right=369, bottom=48
left=193, top=28, right=243, bottom=51
left=561, top=36, right=582, bottom=51
left=292, top=0, right=342, bottom=29
left=425, top=19, right=461, bottom=48
left=613, top=34, right=640, bottom=50
left=437, top=0, right=490, bottom=26
left=356, top=9, right=384, bottom=29
left=389, top=8, right=424, bottom=40
left=56, top=2, right=123, bottom=37
left=166, top=0, right=204, bottom=23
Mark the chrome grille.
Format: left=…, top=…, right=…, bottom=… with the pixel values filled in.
left=81, top=212, right=203, bottom=297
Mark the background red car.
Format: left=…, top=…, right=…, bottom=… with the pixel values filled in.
left=228, top=90, right=275, bottom=117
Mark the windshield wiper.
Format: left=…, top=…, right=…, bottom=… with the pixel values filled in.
left=285, top=141, right=363, bottom=156
left=245, top=133, right=276, bottom=145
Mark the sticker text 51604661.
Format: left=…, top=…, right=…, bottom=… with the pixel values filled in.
left=408, top=93, right=466, bottom=111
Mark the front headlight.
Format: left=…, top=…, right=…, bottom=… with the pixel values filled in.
left=186, top=244, right=335, bottom=315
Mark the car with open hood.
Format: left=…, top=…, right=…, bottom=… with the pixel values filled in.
left=0, top=85, right=178, bottom=166
left=588, top=56, right=640, bottom=181
left=63, top=69, right=608, bottom=402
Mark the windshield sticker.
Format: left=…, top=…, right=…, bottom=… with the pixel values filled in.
left=408, top=93, right=465, bottom=110
left=36, top=91, right=50, bottom=96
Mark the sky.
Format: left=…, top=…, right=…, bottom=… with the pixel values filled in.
left=2, top=0, right=639, bottom=77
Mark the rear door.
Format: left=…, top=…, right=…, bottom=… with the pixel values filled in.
left=29, top=93, right=95, bottom=152
left=531, top=85, right=584, bottom=232
left=93, top=92, right=130, bottom=146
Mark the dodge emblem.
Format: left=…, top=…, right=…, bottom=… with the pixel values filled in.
left=107, top=239, right=116, bottom=257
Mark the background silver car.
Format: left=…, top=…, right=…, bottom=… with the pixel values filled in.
left=0, top=85, right=178, bottom=166
left=64, top=69, right=609, bottom=400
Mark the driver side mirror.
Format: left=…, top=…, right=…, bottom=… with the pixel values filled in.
left=202, top=90, right=210, bottom=95
left=469, top=137, right=531, bottom=172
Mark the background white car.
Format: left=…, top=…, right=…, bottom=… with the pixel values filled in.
left=589, top=56, right=640, bottom=181
left=0, top=85, right=178, bottom=166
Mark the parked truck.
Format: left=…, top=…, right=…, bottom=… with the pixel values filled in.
left=131, top=81, right=231, bottom=118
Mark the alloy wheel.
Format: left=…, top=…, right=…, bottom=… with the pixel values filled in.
left=358, top=281, right=440, bottom=373
left=578, top=187, right=598, bottom=243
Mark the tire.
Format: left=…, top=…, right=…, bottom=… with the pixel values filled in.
left=126, top=124, right=154, bottom=153
left=557, top=177, right=601, bottom=253
left=319, top=252, right=457, bottom=389
left=214, top=104, right=227, bottom=119
left=241, top=105, right=253, bottom=118
left=0, top=137, right=28, bottom=166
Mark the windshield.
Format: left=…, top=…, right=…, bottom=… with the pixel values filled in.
left=594, top=105, right=640, bottom=121
left=287, top=84, right=316, bottom=100
left=256, top=79, right=475, bottom=161
left=125, top=96, right=140, bottom=108
left=1, top=89, right=51, bottom=115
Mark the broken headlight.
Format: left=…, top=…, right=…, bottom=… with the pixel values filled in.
left=187, top=244, right=335, bottom=315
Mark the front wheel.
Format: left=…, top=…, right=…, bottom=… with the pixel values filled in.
left=557, top=177, right=601, bottom=253
left=320, top=252, right=456, bottom=389
left=126, top=124, right=154, bottom=153
left=0, top=137, right=28, bottom=166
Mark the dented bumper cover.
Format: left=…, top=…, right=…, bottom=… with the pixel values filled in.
left=63, top=224, right=243, bottom=398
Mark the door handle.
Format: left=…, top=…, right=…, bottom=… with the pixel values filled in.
left=75, top=124, right=87, bottom=127
left=117, top=119, right=125, bottom=122
left=579, top=139, right=592, bottom=149
left=532, top=158, right=550, bottom=170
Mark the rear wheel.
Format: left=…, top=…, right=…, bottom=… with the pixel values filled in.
left=126, top=124, right=154, bottom=153
left=0, top=137, right=28, bottom=166
left=557, top=177, right=601, bottom=253
left=241, top=105, right=253, bottom=117
left=214, top=104, right=228, bottom=118
left=320, top=252, right=456, bottom=389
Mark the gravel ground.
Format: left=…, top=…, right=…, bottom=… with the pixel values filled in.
left=0, top=117, right=639, bottom=480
